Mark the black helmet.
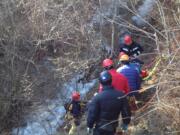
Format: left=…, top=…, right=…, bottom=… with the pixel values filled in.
left=99, top=71, right=112, bottom=85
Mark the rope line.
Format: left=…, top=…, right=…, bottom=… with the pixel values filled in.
left=143, top=57, right=161, bottom=81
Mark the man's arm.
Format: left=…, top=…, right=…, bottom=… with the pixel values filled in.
left=124, top=77, right=130, bottom=94
left=98, top=84, right=103, bottom=93
left=117, top=67, right=122, bottom=73
left=136, top=43, right=143, bottom=55
left=138, top=43, right=143, bottom=52
left=131, top=42, right=143, bottom=57
left=135, top=70, right=141, bottom=89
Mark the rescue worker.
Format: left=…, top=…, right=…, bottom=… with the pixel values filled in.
left=99, top=58, right=129, bottom=94
left=118, top=52, right=141, bottom=74
left=64, top=91, right=82, bottom=135
left=119, top=35, right=143, bottom=57
left=118, top=52, right=148, bottom=79
left=117, top=54, right=141, bottom=97
left=87, top=71, right=131, bottom=135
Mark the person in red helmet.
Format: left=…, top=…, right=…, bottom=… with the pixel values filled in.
left=87, top=71, right=131, bottom=135
left=99, top=58, right=129, bottom=94
left=118, top=53, right=148, bottom=79
left=119, top=35, right=143, bottom=57
left=72, top=91, right=80, bottom=101
left=64, top=91, right=82, bottom=135
left=117, top=54, right=141, bottom=98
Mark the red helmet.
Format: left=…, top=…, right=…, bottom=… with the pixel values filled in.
left=102, top=59, right=113, bottom=68
left=124, top=35, right=132, bottom=45
left=72, top=91, right=80, bottom=101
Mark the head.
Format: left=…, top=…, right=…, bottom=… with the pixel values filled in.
left=99, top=71, right=112, bottom=86
left=119, top=54, right=130, bottom=65
left=118, top=52, right=126, bottom=59
left=124, top=35, right=132, bottom=45
left=102, top=59, right=114, bottom=70
left=72, top=91, right=80, bottom=101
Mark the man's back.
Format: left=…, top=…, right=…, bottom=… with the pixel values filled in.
left=99, top=69, right=129, bottom=94
left=70, top=100, right=81, bottom=118
left=117, top=65, right=141, bottom=92
left=87, top=86, right=131, bottom=129
left=109, top=69, right=129, bottom=94
left=129, top=62, right=141, bottom=74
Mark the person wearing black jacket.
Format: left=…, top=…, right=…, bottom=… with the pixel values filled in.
left=87, top=71, right=131, bottom=135
left=120, top=35, right=143, bottom=57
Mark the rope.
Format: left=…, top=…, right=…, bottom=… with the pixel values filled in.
left=143, top=57, right=161, bottom=81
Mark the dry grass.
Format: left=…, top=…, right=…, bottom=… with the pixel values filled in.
left=0, top=0, right=179, bottom=134
left=122, top=1, right=180, bottom=134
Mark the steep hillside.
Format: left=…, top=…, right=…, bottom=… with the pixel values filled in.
left=0, top=0, right=179, bottom=135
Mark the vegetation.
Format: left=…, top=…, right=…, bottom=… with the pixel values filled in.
left=0, top=0, right=179, bottom=134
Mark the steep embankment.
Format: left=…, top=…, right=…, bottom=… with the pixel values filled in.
left=0, top=0, right=179, bottom=135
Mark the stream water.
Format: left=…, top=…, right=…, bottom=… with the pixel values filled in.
left=12, top=75, right=97, bottom=135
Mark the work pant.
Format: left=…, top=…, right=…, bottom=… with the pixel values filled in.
left=93, top=128, right=115, bottom=135
left=69, top=118, right=80, bottom=135
left=128, top=95, right=138, bottom=111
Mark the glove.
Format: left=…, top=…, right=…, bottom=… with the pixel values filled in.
left=87, top=127, right=93, bottom=134
left=93, top=92, right=98, bottom=96
left=121, top=124, right=128, bottom=132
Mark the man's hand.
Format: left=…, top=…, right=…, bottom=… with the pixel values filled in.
left=87, top=127, right=93, bottom=134
left=121, top=124, right=128, bottom=132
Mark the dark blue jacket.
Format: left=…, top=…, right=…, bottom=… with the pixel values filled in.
left=70, top=100, right=81, bottom=118
left=117, top=65, right=141, bottom=95
left=120, top=42, right=143, bottom=57
left=87, top=86, right=131, bottom=129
